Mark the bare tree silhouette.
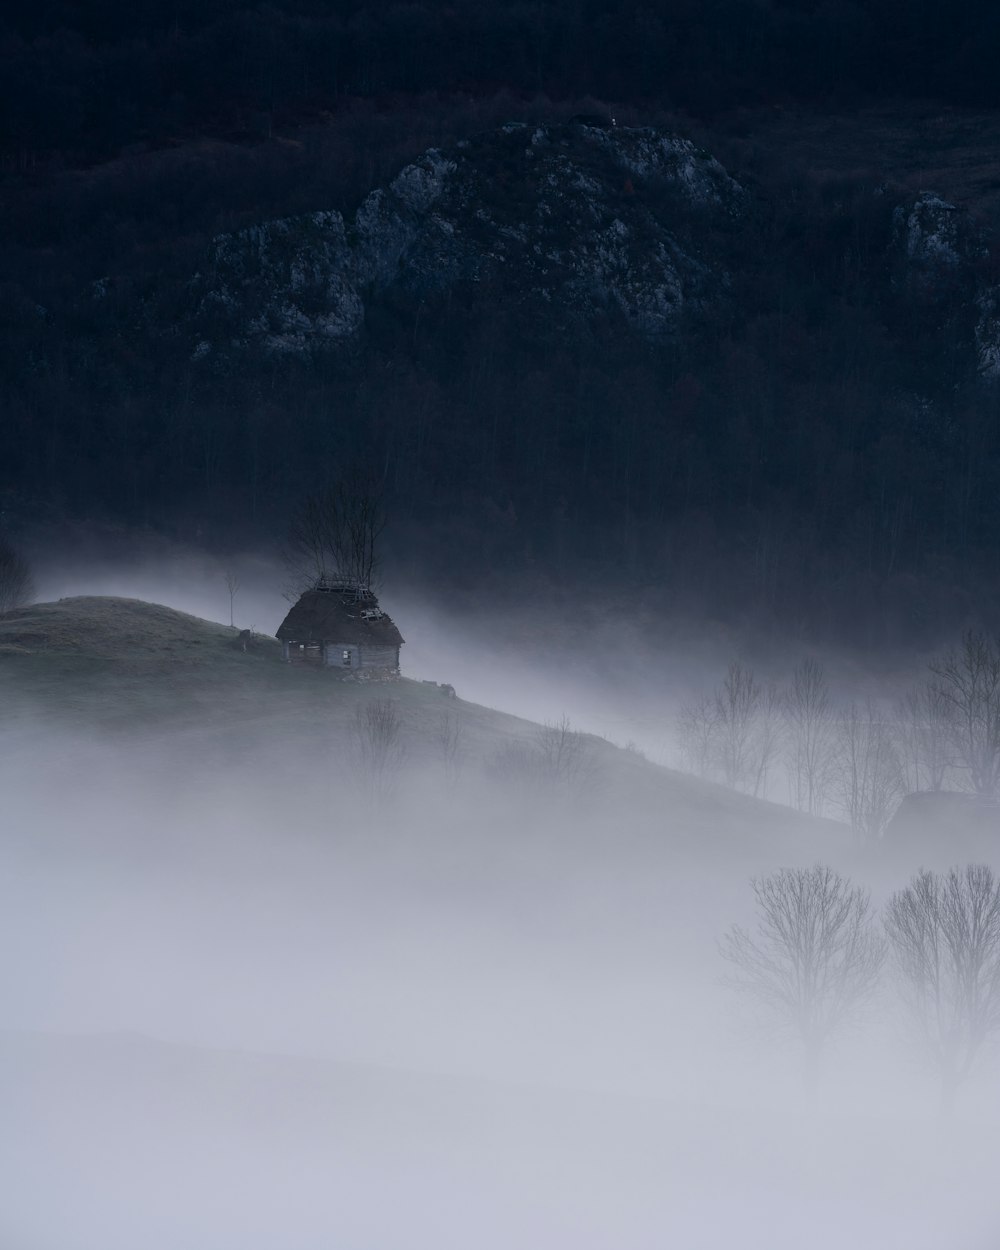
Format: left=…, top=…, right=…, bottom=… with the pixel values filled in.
left=930, top=633, right=1000, bottom=797
left=432, top=710, right=464, bottom=793
left=287, top=474, right=386, bottom=592
left=721, top=865, right=885, bottom=1095
left=894, top=681, right=954, bottom=794
left=0, top=535, right=34, bottom=614
left=782, top=658, right=836, bottom=816
left=224, top=570, right=240, bottom=628
left=885, top=864, right=1000, bottom=1114
left=675, top=694, right=719, bottom=779
left=715, top=662, right=762, bottom=792
left=832, top=700, right=903, bottom=843
left=354, top=698, right=406, bottom=804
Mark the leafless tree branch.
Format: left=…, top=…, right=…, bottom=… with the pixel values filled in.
left=721, top=865, right=885, bottom=1093
left=287, top=473, right=386, bottom=592
left=0, top=535, right=34, bottom=614
left=885, top=863, right=1000, bottom=1111
left=929, top=633, right=1000, bottom=797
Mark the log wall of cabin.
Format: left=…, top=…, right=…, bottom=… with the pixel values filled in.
left=286, top=640, right=323, bottom=665
left=324, top=642, right=356, bottom=668
left=359, top=644, right=400, bottom=669
left=284, top=641, right=399, bottom=669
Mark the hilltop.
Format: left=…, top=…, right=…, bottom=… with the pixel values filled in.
left=0, top=595, right=839, bottom=856
left=9, top=104, right=1000, bottom=640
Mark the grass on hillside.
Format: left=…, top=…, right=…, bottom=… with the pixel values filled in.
left=0, top=595, right=845, bottom=857
left=0, top=596, right=473, bottom=736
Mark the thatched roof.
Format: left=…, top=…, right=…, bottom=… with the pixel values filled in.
left=276, top=588, right=404, bottom=646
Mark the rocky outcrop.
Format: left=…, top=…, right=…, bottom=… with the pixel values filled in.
left=190, top=121, right=745, bottom=358
left=891, top=191, right=984, bottom=271
left=189, top=131, right=1000, bottom=386
left=193, top=211, right=362, bottom=356
left=891, top=190, right=1000, bottom=380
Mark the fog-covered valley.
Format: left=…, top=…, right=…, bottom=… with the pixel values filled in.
left=10, top=3, right=1000, bottom=1241
left=2, top=573, right=999, bottom=1250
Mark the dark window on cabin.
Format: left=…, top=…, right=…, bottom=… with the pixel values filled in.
left=342, top=649, right=351, bottom=666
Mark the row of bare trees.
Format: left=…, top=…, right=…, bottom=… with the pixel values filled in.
left=677, top=634, right=1000, bottom=837
left=722, top=862, right=1000, bottom=1111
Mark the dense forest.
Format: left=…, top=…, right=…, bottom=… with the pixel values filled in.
left=4, top=0, right=1000, bottom=166
left=5, top=1, right=1000, bottom=644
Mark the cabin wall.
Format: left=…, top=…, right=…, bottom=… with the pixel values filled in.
left=358, top=644, right=400, bottom=670
left=286, top=641, right=323, bottom=665
left=321, top=642, right=399, bottom=670
left=283, top=639, right=400, bottom=672
left=323, top=642, right=357, bottom=669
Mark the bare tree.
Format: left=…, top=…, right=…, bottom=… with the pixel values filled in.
left=488, top=739, right=544, bottom=787
left=536, top=715, right=594, bottom=787
left=832, top=700, right=903, bottom=843
left=750, top=680, right=784, bottom=799
left=885, top=865, right=1000, bottom=1112
left=489, top=716, right=598, bottom=800
left=721, top=865, right=885, bottom=1094
left=782, top=658, right=836, bottom=816
left=224, top=570, right=241, bottom=628
left=432, top=710, right=464, bottom=792
left=287, top=473, right=386, bottom=592
left=715, top=662, right=761, bottom=792
left=930, top=632, right=1000, bottom=797
left=677, top=668, right=781, bottom=797
left=354, top=698, right=406, bottom=803
left=675, top=694, right=719, bottom=779
left=893, top=681, right=953, bottom=794
left=0, top=535, right=34, bottom=614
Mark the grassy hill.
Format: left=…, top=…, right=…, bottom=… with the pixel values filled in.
left=0, top=595, right=842, bottom=857
left=5, top=599, right=983, bottom=1250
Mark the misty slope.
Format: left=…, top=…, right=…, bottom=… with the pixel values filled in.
left=4, top=601, right=995, bottom=1250
left=0, top=595, right=838, bottom=853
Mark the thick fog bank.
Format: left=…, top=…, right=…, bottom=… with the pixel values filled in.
left=25, top=537, right=948, bottom=761
left=1, top=715, right=999, bottom=1249
left=3, top=546, right=1000, bottom=1247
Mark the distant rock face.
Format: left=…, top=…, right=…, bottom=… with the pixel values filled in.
left=891, top=190, right=1000, bottom=380
left=190, top=122, right=745, bottom=357
left=189, top=131, right=1000, bottom=384
left=892, top=192, right=979, bottom=270
left=193, top=211, right=362, bottom=356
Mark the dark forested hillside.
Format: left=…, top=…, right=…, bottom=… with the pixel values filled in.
left=3, top=0, right=1000, bottom=167
left=5, top=4, right=1000, bottom=645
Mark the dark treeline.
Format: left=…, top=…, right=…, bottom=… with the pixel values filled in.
left=6, top=4, right=1000, bottom=644
left=3, top=0, right=1000, bottom=166
left=5, top=121, right=1000, bottom=646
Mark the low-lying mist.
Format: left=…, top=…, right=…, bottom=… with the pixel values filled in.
left=2, top=709, right=999, bottom=1249
left=2, top=552, right=999, bottom=1248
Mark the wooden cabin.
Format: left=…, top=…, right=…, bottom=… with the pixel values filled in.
left=276, top=582, right=403, bottom=674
